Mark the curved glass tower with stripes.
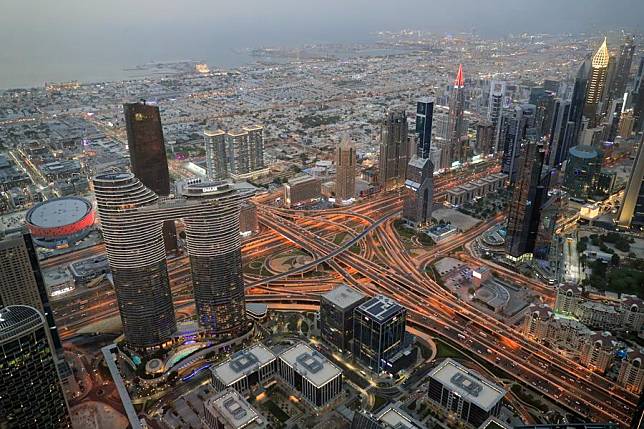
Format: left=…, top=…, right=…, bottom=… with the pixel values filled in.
left=93, top=173, right=251, bottom=350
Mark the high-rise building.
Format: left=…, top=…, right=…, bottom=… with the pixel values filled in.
left=611, top=36, right=636, bottom=101
left=487, top=81, right=506, bottom=153
left=335, top=138, right=356, bottom=203
left=0, top=305, right=71, bottom=428
left=505, top=138, right=548, bottom=258
left=633, top=56, right=644, bottom=133
left=0, top=230, right=62, bottom=352
left=353, top=295, right=406, bottom=374
left=476, top=121, right=495, bottom=156
left=583, top=38, right=610, bottom=127
left=444, top=64, right=466, bottom=169
left=617, top=136, right=644, bottom=228
left=123, top=101, right=177, bottom=253
left=530, top=87, right=556, bottom=139
left=93, top=173, right=251, bottom=349
left=415, top=97, right=434, bottom=158
left=546, top=99, right=575, bottom=167
left=500, top=104, right=537, bottom=183
left=570, top=57, right=592, bottom=146
left=563, top=145, right=602, bottom=201
left=403, top=156, right=434, bottom=227
left=319, top=285, right=368, bottom=352
left=379, top=110, right=409, bottom=190
left=224, top=126, right=266, bottom=179
left=204, top=128, right=228, bottom=180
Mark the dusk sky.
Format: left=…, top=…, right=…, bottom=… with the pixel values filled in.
left=1, top=0, right=643, bottom=87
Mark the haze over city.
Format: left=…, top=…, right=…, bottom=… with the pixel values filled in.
left=1, top=1, right=644, bottom=429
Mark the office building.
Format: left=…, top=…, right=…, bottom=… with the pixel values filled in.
left=351, top=404, right=424, bottom=429
left=546, top=98, right=575, bottom=167
left=93, top=173, right=252, bottom=349
left=427, top=359, right=506, bottom=427
left=584, top=38, right=610, bottom=127
left=278, top=342, right=342, bottom=408
left=530, top=87, right=556, bottom=138
left=353, top=295, right=407, bottom=373
left=505, top=139, right=547, bottom=258
left=123, top=101, right=177, bottom=253
left=379, top=110, right=409, bottom=190
left=619, top=110, right=636, bottom=138
left=210, top=344, right=277, bottom=394
left=488, top=81, right=506, bottom=153
left=571, top=57, right=592, bottom=146
left=204, top=388, right=267, bottom=429
left=500, top=104, right=537, bottom=183
left=617, top=137, right=644, bottom=228
left=239, top=202, right=259, bottom=236
left=0, top=231, right=62, bottom=352
left=563, top=145, right=602, bottom=200
left=204, top=128, right=228, bottom=180
left=319, top=285, right=368, bottom=352
left=0, top=305, right=71, bottom=428
left=415, top=97, right=434, bottom=158
left=351, top=411, right=385, bottom=429
left=335, top=138, right=357, bottom=203
left=476, top=121, right=495, bottom=156
left=611, top=36, right=636, bottom=101
left=444, top=64, right=466, bottom=169
left=284, top=174, right=321, bottom=208
left=402, top=156, right=434, bottom=227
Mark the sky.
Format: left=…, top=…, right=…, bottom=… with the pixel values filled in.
left=0, top=0, right=643, bottom=88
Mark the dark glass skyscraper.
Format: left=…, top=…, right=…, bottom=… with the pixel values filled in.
left=505, top=139, right=548, bottom=258
left=415, top=97, right=434, bottom=159
left=501, top=104, right=537, bottom=183
left=563, top=145, right=602, bottom=201
left=379, top=110, right=409, bottom=190
left=546, top=98, right=575, bottom=167
left=443, top=64, right=466, bottom=169
left=353, top=295, right=406, bottom=373
left=610, top=35, right=636, bottom=101
left=0, top=305, right=71, bottom=428
left=124, top=101, right=177, bottom=253
left=570, top=57, right=591, bottom=146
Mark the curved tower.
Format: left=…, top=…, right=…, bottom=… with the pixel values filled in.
left=93, top=172, right=177, bottom=349
left=0, top=305, right=71, bottom=428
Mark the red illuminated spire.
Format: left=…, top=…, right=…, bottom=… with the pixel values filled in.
left=454, top=64, right=464, bottom=87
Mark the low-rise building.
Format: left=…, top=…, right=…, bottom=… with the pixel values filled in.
left=617, top=349, right=644, bottom=394
left=204, top=388, right=267, bottom=429
left=277, top=342, right=342, bottom=409
left=554, top=284, right=583, bottom=316
left=574, top=301, right=623, bottom=331
left=621, top=296, right=644, bottom=333
left=211, top=345, right=277, bottom=394
left=427, top=359, right=506, bottom=427
left=284, top=175, right=321, bottom=208
left=446, top=173, right=507, bottom=206
left=579, top=332, right=617, bottom=372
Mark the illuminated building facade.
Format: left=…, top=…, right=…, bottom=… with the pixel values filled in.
left=93, top=173, right=251, bottom=349
left=583, top=38, right=610, bottom=127
left=320, top=285, right=368, bottom=352
left=0, top=306, right=71, bottom=428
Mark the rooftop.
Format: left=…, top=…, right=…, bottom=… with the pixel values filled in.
left=321, top=284, right=367, bottom=309
left=279, top=342, right=341, bottom=388
left=286, top=174, right=319, bottom=186
left=357, top=295, right=405, bottom=322
left=211, top=344, right=276, bottom=386
left=429, top=359, right=506, bottom=412
left=377, top=405, right=424, bottom=428
left=26, top=197, right=93, bottom=228
left=205, top=388, right=262, bottom=429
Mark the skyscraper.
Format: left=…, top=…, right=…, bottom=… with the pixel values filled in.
left=501, top=104, right=537, bottom=183
left=415, top=97, right=434, bottom=158
left=379, top=110, right=409, bottom=190
left=225, top=126, right=266, bottom=179
left=583, top=38, right=610, bottom=127
left=93, top=172, right=176, bottom=349
left=570, top=57, right=592, bottom=146
left=403, top=156, right=434, bottom=227
left=610, top=36, right=635, bottom=101
left=488, top=81, right=506, bottom=153
left=563, top=145, right=602, bottom=201
left=444, top=64, right=466, bottom=169
left=546, top=98, right=575, bottom=167
left=204, top=128, right=227, bottom=180
left=476, top=121, right=496, bottom=156
left=505, top=138, right=548, bottom=258
left=617, top=136, right=644, bottom=228
left=0, top=305, right=71, bottom=428
left=123, top=101, right=177, bottom=253
left=94, top=173, right=252, bottom=348
left=0, top=230, right=62, bottom=352
left=335, top=138, right=356, bottom=203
